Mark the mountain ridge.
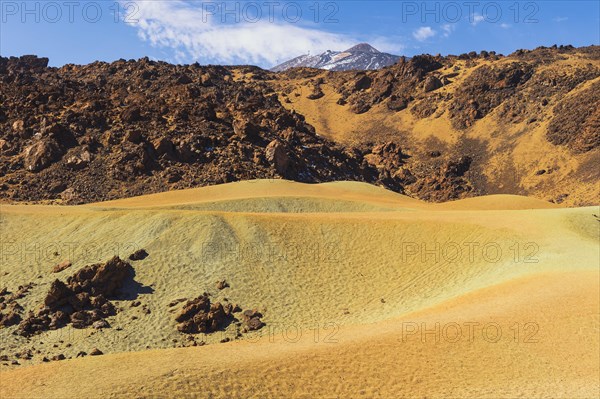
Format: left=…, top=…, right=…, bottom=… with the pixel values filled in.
left=271, top=43, right=400, bottom=72
left=0, top=44, right=598, bottom=206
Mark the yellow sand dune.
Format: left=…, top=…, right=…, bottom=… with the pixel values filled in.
left=89, top=180, right=558, bottom=211
left=0, top=180, right=598, bottom=398
left=1, top=270, right=597, bottom=399
left=88, top=180, right=423, bottom=210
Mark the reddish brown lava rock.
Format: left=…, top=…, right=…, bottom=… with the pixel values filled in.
left=16, top=256, right=134, bottom=336
left=265, top=140, right=290, bottom=176
left=0, top=284, right=34, bottom=327
left=0, top=302, right=23, bottom=327
left=128, top=249, right=148, bottom=261
left=241, top=309, right=265, bottom=331
left=175, top=293, right=234, bottom=334
left=174, top=293, right=261, bottom=335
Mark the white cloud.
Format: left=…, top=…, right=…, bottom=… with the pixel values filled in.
left=413, top=26, right=436, bottom=42
left=121, top=0, right=362, bottom=66
left=500, top=23, right=511, bottom=29
left=441, top=24, right=456, bottom=38
left=471, top=14, right=485, bottom=26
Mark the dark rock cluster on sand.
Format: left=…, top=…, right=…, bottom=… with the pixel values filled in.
left=16, top=256, right=133, bottom=336
left=174, top=293, right=264, bottom=335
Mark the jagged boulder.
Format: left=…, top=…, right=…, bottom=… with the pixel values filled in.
left=233, top=116, right=261, bottom=141
left=364, top=142, right=408, bottom=171
left=423, top=76, right=443, bottom=92
left=241, top=309, right=264, bottom=331
left=22, top=139, right=63, bottom=172
left=0, top=302, right=23, bottom=327
left=175, top=293, right=234, bottom=334
left=17, top=256, right=134, bottom=336
left=265, top=140, right=290, bottom=175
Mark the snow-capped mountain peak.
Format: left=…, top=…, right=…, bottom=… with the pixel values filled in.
left=271, top=43, right=399, bottom=72
left=344, top=43, right=381, bottom=54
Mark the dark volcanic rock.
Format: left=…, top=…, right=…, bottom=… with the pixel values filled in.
left=423, top=76, right=443, bottom=92
left=306, top=86, right=324, bottom=100
left=68, top=256, right=132, bottom=297
left=174, top=294, right=264, bottom=335
left=265, top=140, right=290, bottom=176
left=0, top=287, right=28, bottom=327
left=129, top=249, right=148, bottom=261
left=547, top=81, right=600, bottom=152
left=0, top=55, right=398, bottom=204
left=364, top=142, right=409, bottom=171
left=332, top=54, right=444, bottom=115
left=89, top=348, right=103, bottom=356
left=1, top=48, right=597, bottom=205
left=411, top=156, right=475, bottom=202
left=241, top=309, right=264, bottom=331
left=22, top=139, right=63, bottom=172
left=449, top=62, right=534, bottom=129
left=175, top=293, right=234, bottom=334
left=444, top=156, right=472, bottom=178
left=16, top=257, right=134, bottom=336
left=0, top=305, right=22, bottom=327
left=306, top=80, right=325, bottom=100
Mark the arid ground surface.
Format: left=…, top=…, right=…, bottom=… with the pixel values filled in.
left=0, top=180, right=598, bottom=398
left=1, top=44, right=599, bottom=398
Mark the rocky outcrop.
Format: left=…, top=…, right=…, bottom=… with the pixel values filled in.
left=411, top=156, right=475, bottom=202
left=265, top=140, right=290, bottom=175
left=332, top=55, right=444, bottom=115
left=449, top=63, right=534, bottom=129
left=0, top=55, right=395, bottom=204
left=16, top=257, right=134, bottom=336
left=547, top=81, right=600, bottom=153
left=174, top=293, right=236, bottom=334
left=174, top=293, right=264, bottom=335
left=364, top=142, right=409, bottom=171
left=1, top=46, right=598, bottom=205
left=0, top=284, right=34, bottom=328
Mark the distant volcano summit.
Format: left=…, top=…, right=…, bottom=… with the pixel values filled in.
left=271, top=43, right=400, bottom=72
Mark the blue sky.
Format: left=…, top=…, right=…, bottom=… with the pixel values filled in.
left=1, top=1, right=599, bottom=67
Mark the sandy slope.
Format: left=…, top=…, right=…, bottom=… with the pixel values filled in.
left=0, top=180, right=598, bottom=398
left=2, top=271, right=597, bottom=399
left=278, top=56, right=600, bottom=206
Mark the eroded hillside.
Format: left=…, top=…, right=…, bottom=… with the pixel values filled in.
left=1, top=45, right=598, bottom=205
left=276, top=45, right=600, bottom=205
